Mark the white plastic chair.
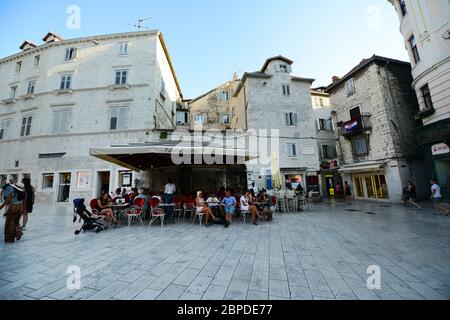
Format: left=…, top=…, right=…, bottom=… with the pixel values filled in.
left=192, top=207, right=205, bottom=226
left=240, top=208, right=250, bottom=224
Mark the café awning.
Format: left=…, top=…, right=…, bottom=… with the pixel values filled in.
left=90, top=142, right=257, bottom=172
left=338, top=162, right=386, bottom=173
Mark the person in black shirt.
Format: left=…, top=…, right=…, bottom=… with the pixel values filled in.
left=406, top=181, right=421, bottom=209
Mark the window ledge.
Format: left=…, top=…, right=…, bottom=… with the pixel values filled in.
left=110, top=84, right=130, bottom=90
left=2, top=98, right=16, bottom=104
left=416, top=107, right=435, bottom=120
left=21, top=94, right=36, bottom=100
left=54, top=89, right=73, bottom=95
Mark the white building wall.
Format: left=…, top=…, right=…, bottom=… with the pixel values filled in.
left=389, top=0, right=450, bottom=125
left=0, top=31, right=182, bottom=203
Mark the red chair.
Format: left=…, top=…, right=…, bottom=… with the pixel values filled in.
left=127, top=198, right=145, bottom=227
left=149, top=197, right=160, bottom=209
left=90, top=199, right=102, bottom=216
left=148, top=198, right=165, bottom=228
left=182, top=198, right=194, bottom=220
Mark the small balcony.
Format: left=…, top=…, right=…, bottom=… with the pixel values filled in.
left=337, top=114, right=372, bottom=138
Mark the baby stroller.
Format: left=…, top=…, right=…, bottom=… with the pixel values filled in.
left=73, top=198, right=105, bottom=235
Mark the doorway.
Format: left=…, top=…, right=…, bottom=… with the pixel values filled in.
left=97, top=172, right=110, bottom=197
left=58, top=173, right=71, bottom=202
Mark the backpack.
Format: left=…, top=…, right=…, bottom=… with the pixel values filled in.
left=13, top=189, right=25, bottom=202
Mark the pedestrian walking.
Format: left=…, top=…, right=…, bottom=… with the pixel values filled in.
left=1, top=179, right=15, bottom=217
left=430, top=179, right=450, bottom=216
left=344, top=181, right=352, bottom=205
left=405, top=181, right=421, bottom=209
left=21, top=177, right=35, bottom=230
left=0, top=182, right=26, bottom=243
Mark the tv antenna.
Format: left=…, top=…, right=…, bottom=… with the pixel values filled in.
left=443, top=29, right=450, bottom=40
left=129, top=17, right=152, bottom=31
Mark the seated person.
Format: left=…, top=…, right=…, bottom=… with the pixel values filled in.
left=97, top=192, right=119, bottom=227
left=206, top=192, right=220, bottom=204
left=195, top=191, right=218, bottom=226
left=259, top=190, right=274, bottom=222
left=222, top=191, right=236, bottom=227
left=207, top=192, right=224, bottom=217
left=240, top=191, right=261, bottom=226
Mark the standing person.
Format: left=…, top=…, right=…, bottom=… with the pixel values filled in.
left=344, top=181, right=352, bottom=205
left=222, top=191, right=236, bottom=227
left=0, top=182, right=26, bottom=243
left=164, top=178, right=176, bottom=223
left=21, top=177, right=35, bottom=231
left=1, top=179, right=15, bottom=217
left=430, top=179, right=450, bottom=215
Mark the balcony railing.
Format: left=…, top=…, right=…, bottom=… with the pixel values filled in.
left=337, top=114, right=372, bottom=137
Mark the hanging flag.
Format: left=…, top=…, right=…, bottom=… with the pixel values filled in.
left=344, top=120, right=358, bottom=131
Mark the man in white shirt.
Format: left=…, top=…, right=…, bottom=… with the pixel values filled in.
left=164, top=179, right=176, bottom=223
left=206, top=193, right=220, bottom=205
left=431, top=179, right=449, bottom=215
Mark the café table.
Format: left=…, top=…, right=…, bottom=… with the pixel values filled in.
left=208, top=203, right=226, bottom=219
left=110, top=203, right=130, bottom=223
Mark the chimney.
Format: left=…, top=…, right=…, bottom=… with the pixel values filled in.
left=42, top=32, right=64, bottom=43
left=332, top=76, right=341, bottom=83
left=19, top=41, right=37, bottom=51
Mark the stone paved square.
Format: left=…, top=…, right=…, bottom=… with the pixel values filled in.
left=1, top=201, right=449, bottom=300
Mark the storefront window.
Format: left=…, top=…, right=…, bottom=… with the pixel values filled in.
left=376, top=175, right=389, bottom=199
left=360, top=175, right=389, bottom=200
left=355, top=177, right=365, bottom=198
left=365, top=177, right=376, bottom=198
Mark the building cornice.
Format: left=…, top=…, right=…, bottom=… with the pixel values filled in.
left=0, top=30, right=160, bottom=65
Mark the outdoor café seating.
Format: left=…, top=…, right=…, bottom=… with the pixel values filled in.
left=126, top=197, right=145, bottom=227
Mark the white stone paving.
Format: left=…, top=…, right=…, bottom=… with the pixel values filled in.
left=0, top=200, right=449, bottom=300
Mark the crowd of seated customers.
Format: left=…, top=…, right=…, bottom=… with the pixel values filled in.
left=91, top=186, right=277, bottom=228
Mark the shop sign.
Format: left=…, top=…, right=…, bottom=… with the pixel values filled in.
left=432, top=143, right=449, bottom=156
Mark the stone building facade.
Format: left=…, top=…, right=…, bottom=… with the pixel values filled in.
left=0, top=31, right=182, bottom=203
left=326, top=55, right=423, bottom=202
left=388, top=0, right=450, bottom=201
left=231, top=56, right=320, bottom=192
left=311, top=88, right=340, bottom=197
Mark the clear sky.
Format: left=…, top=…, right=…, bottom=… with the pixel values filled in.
left=0, top=0, right=409, bottom=98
